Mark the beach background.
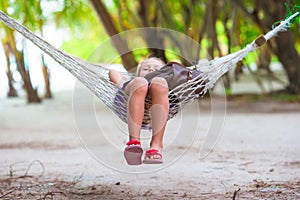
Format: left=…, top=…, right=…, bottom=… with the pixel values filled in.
left=1, top=1, right=300, bottom=198
left=1, top=79, right=300, bottom=199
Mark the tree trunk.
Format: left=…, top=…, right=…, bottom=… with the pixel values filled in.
left=3, top=41, right=18, bottom=97
left=259, top=0, right=300, bottom=93
left=196, top=3, right=209, bottom=62
left=39, top=30, right=52, bottom=99
left=41, top=55, right=52, bottom=98
left=275, top=33, right=300, bottom=93
left=138, top=0, right=167, bottom=63
left=89, top=0, right=138, bottom=70
left=231, top=0, right=300, bottom=93
left=222, top=8, right=233, bottom=92
left=6, top=29, right=41, bottom=103
left=42, top=64, right=52, bottom=98
left=17, top=46, right=41, bottom=103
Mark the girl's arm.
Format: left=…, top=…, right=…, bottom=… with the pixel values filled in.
left=109, top=69, right=128, bottom=88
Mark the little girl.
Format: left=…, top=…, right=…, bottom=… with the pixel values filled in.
left=109, top=57, right=168, bottom=165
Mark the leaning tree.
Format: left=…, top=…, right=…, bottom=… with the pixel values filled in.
left=230, top=0, right=300, bottom=93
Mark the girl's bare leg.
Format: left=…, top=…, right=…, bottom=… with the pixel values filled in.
left=148, top=77, right=169, bottom=152
left=125, top=77, right=148, bottom=141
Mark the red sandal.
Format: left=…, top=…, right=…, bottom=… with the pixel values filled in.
left=123, top=140, right=143, bottom=165
left=143, top=149, right=163, bottom=164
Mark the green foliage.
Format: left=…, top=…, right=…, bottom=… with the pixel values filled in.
left=284, top=2, right=300, bottom=23
left=6, top=0, right=45, bottom=30
left=230, top=93, right=300, bottom=103
left=225, top=88, right=232, bottom=96
left=61, top=33, right=105, bottom=59
left=272, top=93, right=300, bottom=102
left=1, top=0, right=300, bottom=95
left=53, top=0, right=91, bottom=27
left=1, top=1, right=298, bottom=62
left=0, top=0, right=9, bottom=13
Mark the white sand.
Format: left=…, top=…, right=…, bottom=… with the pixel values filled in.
left=1, top=85, right=300, bottom=199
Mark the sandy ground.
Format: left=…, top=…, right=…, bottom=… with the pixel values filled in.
left=1, top=85, right=300, bottom=199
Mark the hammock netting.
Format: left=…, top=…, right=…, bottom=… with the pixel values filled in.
left=0, top=11, right=299, bottom=129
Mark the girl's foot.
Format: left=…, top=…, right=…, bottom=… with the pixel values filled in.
left=143, top=149, right=163, bottom=164
left=123, top=140, right=143, bottom=165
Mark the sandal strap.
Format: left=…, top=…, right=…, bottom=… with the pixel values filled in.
left=145, top=149, right=162, bottom=156
left=126, top=140, right=141, bottom=146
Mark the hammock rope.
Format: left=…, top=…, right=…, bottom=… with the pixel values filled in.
left=0, top=10, right=298, bottom=129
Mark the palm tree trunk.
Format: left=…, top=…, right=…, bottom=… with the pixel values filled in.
left=222, top=10, right=232, bottom=92
left=89, top=0, right=138, bottom=70
left=260, top=0, right=300, bottom=93
left=138, top=1, right=166, bottom=61
left=275, top=33, right=300, bottom=93
left=6, top=29, right=41, bottom=103
left=2, top=41, right=17, bottom=97
left=230, top=0, right=300, bottom=93
left=41, top=54, right=52, bottom=98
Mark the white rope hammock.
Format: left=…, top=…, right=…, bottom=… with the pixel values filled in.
left=0, top=11, right=298, bottom=129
